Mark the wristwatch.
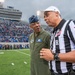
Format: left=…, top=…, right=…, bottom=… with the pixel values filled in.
left=53, top=53, right=60, bottom=61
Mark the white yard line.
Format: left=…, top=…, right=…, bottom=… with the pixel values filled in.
left=0, top=49, right=30, bottom=56
left=0, top=52, right=4, bottom=54
left=15, top=50, right=30, bottom=56
left=0, top=49, right=29, bottom=51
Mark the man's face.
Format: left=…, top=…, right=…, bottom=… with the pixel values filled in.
left=44, top=11, right=58, bottom=27
left=30, top=22, right=41, bottom=33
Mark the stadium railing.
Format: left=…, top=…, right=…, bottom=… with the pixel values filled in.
left=0, top=42, right=29, bottom=50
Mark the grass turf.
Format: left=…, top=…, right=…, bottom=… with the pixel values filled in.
left=0, top=49, right=30, bottom=75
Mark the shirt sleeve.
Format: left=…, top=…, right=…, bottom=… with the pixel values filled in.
left=68, top=21, right=75, bottom=44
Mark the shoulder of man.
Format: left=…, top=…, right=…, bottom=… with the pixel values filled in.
left=42, top=28, right=50, bottom=36
left=66, top=20, right=75, bottom=27
left=29, top=33, right=34, bottom=39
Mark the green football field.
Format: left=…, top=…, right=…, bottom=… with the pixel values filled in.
left=0, top=49, right=30, bottom=75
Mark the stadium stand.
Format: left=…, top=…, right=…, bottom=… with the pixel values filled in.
left=0, top=18, right=33, bottom=42
left=0, top=18, right=33, bottom=49
left=0, top=3, right=52, bottom=50
left=0, top=3, right=34, bottom=49
left=0, top=5, right=22, bottom=20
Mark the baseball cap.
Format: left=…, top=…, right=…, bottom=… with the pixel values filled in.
left=29, top=15, right=39, bottom=24
left=40, top=6, right=60, bottom=18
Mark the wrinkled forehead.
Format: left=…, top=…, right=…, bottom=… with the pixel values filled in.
left=30, top=22, right=39, bottom=26
left=44, top=11, right=59, bottom=18
left=44, top=11, right=55, bottom=15
left=44, top=11, right=50, bottom=15
left=44, top=11, right=52, bottom=17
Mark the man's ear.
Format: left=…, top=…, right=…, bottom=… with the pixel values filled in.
left=30, top=25, right=31, bottom=28
left=30, top=24, right=33, bottom=29
left=56, top=12, right=61, bottom=17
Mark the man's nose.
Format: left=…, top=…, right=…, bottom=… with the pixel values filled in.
left=35, top=24, right=39, bottom=27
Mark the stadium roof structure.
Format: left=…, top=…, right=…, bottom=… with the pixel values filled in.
left=0, top=6, right=22, bottom=20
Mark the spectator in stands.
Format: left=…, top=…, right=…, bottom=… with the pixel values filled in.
left=28, top=15, right=51, bottom=75
left=0, top=18, right=31, bottom=43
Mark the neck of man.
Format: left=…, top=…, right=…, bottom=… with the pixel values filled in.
left=54, top=18, right=62, bottom=28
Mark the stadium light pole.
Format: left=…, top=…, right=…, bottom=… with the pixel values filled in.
left=0, top=0, right=5, bottom=7
left=36, top=10, right=41, bottom=22
left=36, top=10, right=44, bottom=23
left=0, top=0, right=5, bottom=3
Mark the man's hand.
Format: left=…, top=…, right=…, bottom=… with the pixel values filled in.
left=40, top=48, right=54, bottom=61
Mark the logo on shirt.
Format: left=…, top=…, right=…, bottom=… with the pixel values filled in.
left=55, top=30, right=61, bottom=37
left=36, top=39, right=42, bottom=42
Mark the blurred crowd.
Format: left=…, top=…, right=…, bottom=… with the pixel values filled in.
left=0, top=18, right=33, bottom=42
left=0, top=18, right=33, bottom=49
left=0, top=18, right=52, bottom=49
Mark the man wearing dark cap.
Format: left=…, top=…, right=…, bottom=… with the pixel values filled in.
left=29, top=15, right=51, bottom=75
